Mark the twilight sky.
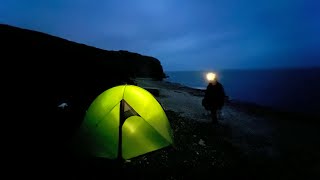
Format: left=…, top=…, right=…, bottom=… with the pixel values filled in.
left=1, top=0, right=320, bottom=71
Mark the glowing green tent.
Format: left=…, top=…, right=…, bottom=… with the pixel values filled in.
left=75, top=85, right=173, bottom=160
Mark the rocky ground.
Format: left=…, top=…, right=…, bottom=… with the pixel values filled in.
left=66, top=78, right=320, bottom=180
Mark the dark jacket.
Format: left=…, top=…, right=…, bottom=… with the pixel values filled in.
left=202, top=82, right=225, bottom=110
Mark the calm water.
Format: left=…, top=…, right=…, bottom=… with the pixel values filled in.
left=165, top=68, right=320, bottom=115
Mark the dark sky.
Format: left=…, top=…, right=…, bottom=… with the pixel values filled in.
left=1, top=0, right=320, bottom=71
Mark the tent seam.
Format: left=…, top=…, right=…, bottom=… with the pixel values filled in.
left=138, top=116, right=172, bottom=144
left=95, top=85, right=127, bottom=127
left=95, top=101, right=120, bottom=127
left=122, top=84, right=127, bottom=99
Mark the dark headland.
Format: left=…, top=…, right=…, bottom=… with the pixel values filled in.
left=2, top=24, right=165, bottom=174
left=2, top=24, right=320, bottom=180
left=1, top=23, right=164, bottom=141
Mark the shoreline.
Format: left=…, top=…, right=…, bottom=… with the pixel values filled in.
left=133, top=78, right=320, bottom=179
left=164, top=67, right=320, bottom=118
left=161, top=78, right=320, bottom=119
left=38, top=77, right=320, bottom=179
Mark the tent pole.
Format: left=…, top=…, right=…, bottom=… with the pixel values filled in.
left=117, top=100, right=124, bottom=161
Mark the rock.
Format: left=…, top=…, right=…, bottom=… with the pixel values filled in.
left=58, top=102, right=68, bottom=109
left=199, top=139, right=206, bottom=146
left=145, top=88, right=160, bottom=97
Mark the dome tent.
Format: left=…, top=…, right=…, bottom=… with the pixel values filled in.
left=75, top=85, right=173, bottom=160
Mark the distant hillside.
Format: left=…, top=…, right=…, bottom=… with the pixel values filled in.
left=1, top=24, right=166, bottom=151
left=0, top=24, right=165, bottom=79
left=1, top=23, right=166, bottom=101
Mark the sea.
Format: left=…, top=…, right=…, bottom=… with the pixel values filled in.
left=165, top=68, right=320, bottom=116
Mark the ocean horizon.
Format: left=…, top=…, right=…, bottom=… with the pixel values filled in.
left=165, top=68, right=320, bottom=116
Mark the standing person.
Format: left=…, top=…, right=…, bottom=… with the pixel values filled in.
left=202, top=73, right=226, bottom=124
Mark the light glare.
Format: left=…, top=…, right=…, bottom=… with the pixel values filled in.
left=206, top=72, right=216, bottom=81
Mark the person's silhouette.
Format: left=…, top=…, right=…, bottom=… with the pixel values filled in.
left=202, top=77, right=226, bottom=124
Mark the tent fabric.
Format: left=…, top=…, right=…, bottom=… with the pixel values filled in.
left=122, top=115, right=170, bottom=159
left=76, top=85, right=174, bottom=159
